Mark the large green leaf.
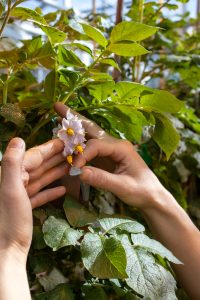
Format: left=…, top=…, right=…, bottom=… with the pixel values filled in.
left=131, top=234, right=181, bottom=264
left=115, top=82, right=184, bottom=113
left=107, top=42, right=149, bottom=57
left=58, top=45, right=85, bottom=68
left=99, top=217, right=145, bottom=234
left=87, top=81, right=115, bottom=101
left=81, top=23, right=108, bottom=48
left=63, top=196, right=98, bottom=227
left=92, top=106, right=149, bottom=142
left=35, top=283, right=75, bottom=300
left=120, top=235, right=177, bottom=299
left=42, top=216, right=82, bottom=251
left=81, top=233, right=127, bottom=279
left=110, top=21, right=159, bottom=43
left=153, top=113, right=180, bottom=160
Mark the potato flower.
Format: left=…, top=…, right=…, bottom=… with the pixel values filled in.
left=53, top=109, right=86, bottom=165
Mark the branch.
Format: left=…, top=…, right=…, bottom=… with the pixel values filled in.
left=146, top=0, right=171, bottom=23
left=0, top=0, right=12, bottom=38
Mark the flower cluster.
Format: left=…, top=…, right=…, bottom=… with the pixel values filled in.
left=53, top=109, right=86, bottom=165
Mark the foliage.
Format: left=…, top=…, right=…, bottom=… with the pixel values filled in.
left=0, top=0, right=199, bottom=299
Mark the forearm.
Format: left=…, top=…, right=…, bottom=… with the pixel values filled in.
left=141, top=188, right=200, bottom=300
left=0, top=250, right=31, bottom=300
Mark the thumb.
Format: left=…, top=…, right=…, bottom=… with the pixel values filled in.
left=80, top=166, right=122, bottom=196
left=1, top=138, right=25, bottom=186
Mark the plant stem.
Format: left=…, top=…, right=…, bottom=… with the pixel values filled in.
left=133, top=0, right=144, bottom=83
left=61, top=50, right=105, bottom=104
left=0, top=0, right=12, bottom=38
left=2, top=81, right=8, bottom=104
left=26, top=49, right=107, bottom=143
left=146, top=0, right=170, bottom=23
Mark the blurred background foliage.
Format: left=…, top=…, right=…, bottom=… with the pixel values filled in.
left=0, top=0, right=199, bottom=299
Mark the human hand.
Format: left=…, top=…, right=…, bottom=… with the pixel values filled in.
left=54, top=103, right=166, bottom=210
left=23, top=138, right=67, bottom=209
left=0, top=138, right=67, bottom=261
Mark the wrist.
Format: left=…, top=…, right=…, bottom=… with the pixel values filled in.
left=140, top=184, right=178, bottom=215
left=0, top=246, right=28, bottom=268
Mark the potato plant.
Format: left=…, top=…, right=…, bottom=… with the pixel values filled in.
left=0, top=0, right=198, bottom=299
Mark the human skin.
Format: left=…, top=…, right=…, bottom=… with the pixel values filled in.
left=0, top=138, right=67, bottom=300
left=54, top=102, right=200, bottom=300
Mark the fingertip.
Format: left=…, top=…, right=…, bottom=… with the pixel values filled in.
left=79, top=166, right=93, bottom=181
left=7, top=137, right=25, bottom=150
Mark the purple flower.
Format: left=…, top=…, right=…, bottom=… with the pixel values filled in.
left=53, top=109, right=86, bottom=164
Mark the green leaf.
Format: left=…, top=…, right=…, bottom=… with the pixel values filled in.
left=120, top=235, right=177, bottom=299
left=35, top=283, right=75, bottom=300
left=0, top=104, right=25, bottom=127
left=131, top=233, right=181, bottom=264
left=70, top=43, right=93, bottom=57
left=81, top=233, right=127, bottom=279
left=11, top=8, right=66, bottom=44
left=110, top=21, right=159, bottom=43
left=36, top=42, right=55, bottom=69
left=25, top=36, right=43, bottom=56
left=107, top=42, right=149, bottom=57
left=92, top=106, right=148, bottom=142
left=11, top=7, right=47, bottom=24
left=153, top=113, right=180, bottom=160
left=58, top=45, right=85, bottom=68
left=59, top=69, right=80, bottom=89
left=39, top=25, right=66, bottom=44
left=63, top=196, right=98, bottom=228
left=87, top=81, right=115, bottom=101
left=82, top=285, right=108, bottom=300
left=100, top=58, right=121, bottom=71
left=115, top=82, right=184, bottom=113
left=99, top=217, right=145, bottom=234
left=32, top=226, right=46, bottom=250
left=81, top=23, right=108, bottom=48
left=42, top=216, right=82, bottom=251
left=44, top=70, right=56, bottom=101
left=140, top=92, right=183, bottom=114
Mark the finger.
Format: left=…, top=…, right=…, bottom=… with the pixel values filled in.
left=73, top=139, right=128, bottom=169
left=24, top=139, right=64, bottom=172
left=54, top=102, right=112, bottom=140
left=27, top=162, right=69, bottom=197
left=31, top=186, right=66, bottom=209
left=80, top=166, right=123, bottom=197
left=1, top=138, right=25, bottom=186
left=29, top=152, right=65, bottom=180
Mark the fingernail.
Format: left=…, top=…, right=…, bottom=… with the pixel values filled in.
left=8, top=138, right=25, bottom=149
left=69, top=166, right=83, bottom=176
